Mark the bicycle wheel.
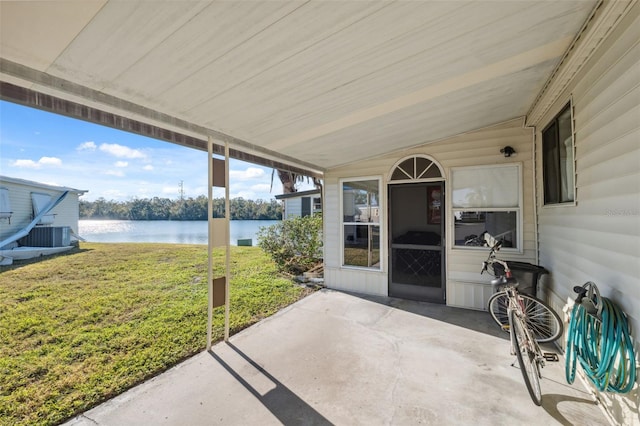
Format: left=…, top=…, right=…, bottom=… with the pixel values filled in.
left=509, top=309, right=542, bottom=406
left=488, top=292, right=563, bottom=343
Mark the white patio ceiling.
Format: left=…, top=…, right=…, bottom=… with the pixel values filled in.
left=0, top=1, right=599, bottom=173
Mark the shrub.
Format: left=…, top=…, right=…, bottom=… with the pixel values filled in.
left=257, top=215, right=323, bottom=275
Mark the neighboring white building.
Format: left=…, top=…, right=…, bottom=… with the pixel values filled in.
left=275, top=189, right=322, bottom=220
left=0, top=176, right=87, bottom=263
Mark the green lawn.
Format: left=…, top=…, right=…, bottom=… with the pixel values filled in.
left=0, top=243, right=313, bottom=426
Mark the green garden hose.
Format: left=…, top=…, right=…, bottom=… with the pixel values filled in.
left=566, top=295, right=636, bottom=393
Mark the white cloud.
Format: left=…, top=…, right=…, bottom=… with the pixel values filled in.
left=192, top=185, right=207, bottom=196
left=114, top=161, right=129, bottom=168
left=101, top=189, right=126, bottom=199
left=251, top=183, right=273, bottom=193
left=162, top=186, right=178, bottom=195
left=232, top=190, right=257, bottom=200
left=11, top=159, right=39, bottom=168
left=77, top=141, right=97, bottom=151
left=11, top=157, right=62, bottom=168
left=105, top=170, right=125, bottom=177
left=39, top=157, right=62, bottom=166
left=99, top=143, right=146, bottom=159
left=134, top=186, right=154, bottom=198
left=143, top=164, right=154, bottom=171
left=230, top=167, right=265, bottom=181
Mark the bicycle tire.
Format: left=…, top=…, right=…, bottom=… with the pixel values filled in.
left=488, top=292, right=563, bottom=343
left=510, top=309, right=543, bottom=406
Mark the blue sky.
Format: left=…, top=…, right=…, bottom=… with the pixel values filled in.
left=0, top=101, right=314, bottom=202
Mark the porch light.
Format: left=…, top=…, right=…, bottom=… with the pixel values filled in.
left=500, top=146, right=516, bottom=157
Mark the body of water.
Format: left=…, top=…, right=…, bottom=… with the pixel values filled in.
left=78, top=220, right=279, bottom=245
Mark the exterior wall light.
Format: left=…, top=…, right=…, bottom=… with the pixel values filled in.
left=500, top=146, right=516, bottom=157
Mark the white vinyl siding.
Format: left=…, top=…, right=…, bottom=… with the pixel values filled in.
left=283, top=198, right=302, bottom=219
left=324, top=117, right=536, bottom=306
left=0, top=188, right=11, bottom=221
left=532, top=6, right=639, bottom=424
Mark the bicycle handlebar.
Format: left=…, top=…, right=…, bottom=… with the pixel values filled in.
left=480, top=232, right=507, bottom=275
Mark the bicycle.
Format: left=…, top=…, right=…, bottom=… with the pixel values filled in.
left=482, top=234, right=563, bottom=343
left=479, top=232, right=563, bottom=405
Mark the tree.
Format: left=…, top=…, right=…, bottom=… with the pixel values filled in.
left=79, top=197, right=282, bottom=220
left=272, top=170, right=323, bottom=194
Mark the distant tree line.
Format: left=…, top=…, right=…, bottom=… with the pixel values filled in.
left=80, top=196, right=282, bottom=220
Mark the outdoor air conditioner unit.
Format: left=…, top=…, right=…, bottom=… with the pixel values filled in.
left=19, top=226, right=70, bottom=247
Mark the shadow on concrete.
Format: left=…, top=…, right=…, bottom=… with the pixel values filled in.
left=542, top=394, right=601, bottom=426
left=348, top=291, right=509, bottom=340
left=208, top=342, right=333, bottom=426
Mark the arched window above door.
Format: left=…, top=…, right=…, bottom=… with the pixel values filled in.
left=389, top=156, right=443, bottom=182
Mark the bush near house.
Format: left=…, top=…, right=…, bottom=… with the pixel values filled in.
left=257, top=215, right=323, bottom=275
left=0, top=243, right=313, bottom=426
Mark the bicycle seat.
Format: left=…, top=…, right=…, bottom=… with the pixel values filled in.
left=491, top=276, right=518, bottom=287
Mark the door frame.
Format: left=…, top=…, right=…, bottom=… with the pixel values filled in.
left=386, top=155, right=446, bottom=303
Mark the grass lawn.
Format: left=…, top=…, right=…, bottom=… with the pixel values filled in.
left=0, top=243, right=314, bottom=426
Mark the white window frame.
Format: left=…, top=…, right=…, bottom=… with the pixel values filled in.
left=450, top=163, right=523, bottom=253
left=340, top=176, right=383, bottom=270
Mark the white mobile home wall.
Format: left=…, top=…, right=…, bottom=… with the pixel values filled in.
left=283, top=198, right=302, bottom=220
left=531, top=4, right=639, bottom=424
left=323, top=117, right=536, bottom=309
left=0, top=177, right=83, bottom=243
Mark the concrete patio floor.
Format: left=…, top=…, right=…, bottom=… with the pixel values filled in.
left=65, top=290, right=609, bottom=425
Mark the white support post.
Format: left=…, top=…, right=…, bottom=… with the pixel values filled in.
left=206, top=140, right=231, bottom=346
left=224, top=142, right=231, bottom=341
left=206, top=137, right=214, bottom=351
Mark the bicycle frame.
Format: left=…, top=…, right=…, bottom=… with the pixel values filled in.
left=481, top=231, right=550, bottom=405
left=505, top=287, right=544, bottom=362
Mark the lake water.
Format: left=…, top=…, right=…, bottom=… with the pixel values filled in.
left=78, top=220, right=279, bottom=245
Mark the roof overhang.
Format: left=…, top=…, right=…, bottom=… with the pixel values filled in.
left=275, top=189, right=322, bottom=200
left=1, top=1, right=616, bottom=173
left=0, top=174, right=88, bottom=195
left=0, top=80, right=323, bottom=178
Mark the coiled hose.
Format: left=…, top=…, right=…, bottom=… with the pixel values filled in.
left=566, top=296, right=637, bottom=393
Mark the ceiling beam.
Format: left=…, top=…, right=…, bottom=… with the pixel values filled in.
left=0, top=58, right=324, bottom=177
left=268, top=36, right=573, bottom=151
left=0, top=81, right=322, bottom=179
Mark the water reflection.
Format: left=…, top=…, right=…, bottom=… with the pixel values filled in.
left=79, top=220, right=279, bottom=245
